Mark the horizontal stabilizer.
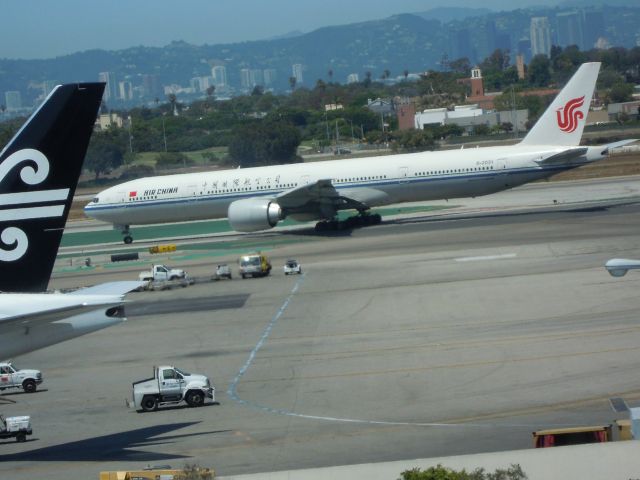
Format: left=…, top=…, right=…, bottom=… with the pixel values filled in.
left=534, top=147, right=588, bottom=165
left=600, top=139, right=638, bottom=155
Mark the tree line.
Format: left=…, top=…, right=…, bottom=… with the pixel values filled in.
left=1, top=45, right=638, bottom=182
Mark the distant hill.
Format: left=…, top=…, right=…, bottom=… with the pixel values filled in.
left=1, top=5, right=639, bottom=109
left=413, top=7, right=492, bottom=23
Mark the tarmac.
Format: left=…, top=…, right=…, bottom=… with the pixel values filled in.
left=3, top=176, right=640, bottom=479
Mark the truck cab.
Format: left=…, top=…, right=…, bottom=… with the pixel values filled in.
left=0, top=362, right=42, bottom=393
left=132, top=365, right=215, bottom=412
left=139, top=264, right=187, bottom=282
left=239, top=253, right=271, bottom=279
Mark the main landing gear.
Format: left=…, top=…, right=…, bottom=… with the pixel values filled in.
left=118, top=225, right=133, bottom=244
left=314, top=212, right=382, bottom=232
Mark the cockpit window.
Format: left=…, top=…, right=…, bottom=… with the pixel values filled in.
left=92, top=197, right=99, bottom=203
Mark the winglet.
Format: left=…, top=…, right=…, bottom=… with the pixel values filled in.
left=0, top=83, right=105, bottom=292
left=520, top=62, right=600, bottom=147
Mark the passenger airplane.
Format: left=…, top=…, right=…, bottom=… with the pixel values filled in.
left=86, top=62, right=633, bottom=243
left=0, top=83, right=143, bottom=359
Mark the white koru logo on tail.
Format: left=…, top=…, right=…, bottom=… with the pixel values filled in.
left=0, top=149, right=69, bottom=262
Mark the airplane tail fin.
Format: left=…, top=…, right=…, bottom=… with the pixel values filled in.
left=520, top=62, right=600, bottom=146
left=0, top=83, right=105, bottom=292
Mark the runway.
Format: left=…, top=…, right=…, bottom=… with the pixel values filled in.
left=3, top=177, right=640, bottom=479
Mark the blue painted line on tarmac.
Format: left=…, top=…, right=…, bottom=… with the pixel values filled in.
left=225, top=273, right=571, bottom=429
left=227, top=274, right=304, bottom=404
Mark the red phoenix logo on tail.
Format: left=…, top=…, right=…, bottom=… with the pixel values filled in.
left=556, top=96, right=585, bottom=133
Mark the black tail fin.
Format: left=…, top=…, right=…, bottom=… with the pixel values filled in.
left=0, top=83, right=105, bottom=292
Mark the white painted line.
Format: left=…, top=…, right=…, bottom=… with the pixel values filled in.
left=455, top=253, right=517, bottom=262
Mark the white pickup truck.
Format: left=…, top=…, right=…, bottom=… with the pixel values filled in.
left=132, top=366, right=215, bottom=412
left=0, top=415, right=32, bottom=442
left=138, top=264, right=187, bottom=282
left=0, top=363, right=42, bottom=393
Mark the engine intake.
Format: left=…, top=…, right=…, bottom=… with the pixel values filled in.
left=228, top=198, right=283, bottom=232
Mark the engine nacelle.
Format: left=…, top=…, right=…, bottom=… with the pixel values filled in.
left=228, top=198, right=283, bottom=232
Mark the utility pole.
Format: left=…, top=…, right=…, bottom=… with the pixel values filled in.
left=511, top=86, right=519, bottom=139
left=162, top=114, right=168, bottom=152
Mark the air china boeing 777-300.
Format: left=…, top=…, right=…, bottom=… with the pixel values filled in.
left=85, top=62, right=634, bottom=244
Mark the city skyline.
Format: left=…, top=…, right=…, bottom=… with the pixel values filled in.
left=3, top=0, right=568, bottom=60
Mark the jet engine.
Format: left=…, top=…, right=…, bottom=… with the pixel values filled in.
left=228, top=198, right=283, bottom=232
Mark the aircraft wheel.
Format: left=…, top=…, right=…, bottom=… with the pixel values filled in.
left=372, top=213, right=382, bottom=224
left=315, top=221, right=327, bottom=232
left=123, top=235, right=133, bottom=244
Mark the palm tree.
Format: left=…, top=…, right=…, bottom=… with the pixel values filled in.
left=289, top=76, right=297, bottom=92
left=328, top=69, right=334, bottom=82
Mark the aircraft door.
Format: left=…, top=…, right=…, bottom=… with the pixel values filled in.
left=398, top=167, right=409, bottom=183
left=495, top=158, right=511, bottom=187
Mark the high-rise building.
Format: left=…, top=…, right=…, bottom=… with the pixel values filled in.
left=211, top=66, right=227, bottom=87
left=250, top=69, right=264, bottom=86
left=263, top=69, right=277, bottom=86
left=4, top=91, right=22, bottom=111
left=530, top=17, right=552, bottom=57
left=142, top=74, right=162, bottom=98
left=556, top=11, right=585, bottom=50
left=98, top=71, right=117, bottom=102
left=451, top=28, right=473, bottom=62
left=118, top=81, right=133, bottom=101
left=240, top=68, right=252, bottom=89
left=583, top=9, right=605, bottom=49
left=347, top=73, right=360, bottom=84
left=292, top=64, right=303, bottom=85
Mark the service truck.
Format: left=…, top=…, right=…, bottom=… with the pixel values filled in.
left=138, top=264, right=187, bottom=282
left=132, top=366, right=215, bottom=412
left=239, top=252, right=271, bottom=279
left=0, top=362, right=42, bottom=393
left=0, top=414, right=32, bottom=442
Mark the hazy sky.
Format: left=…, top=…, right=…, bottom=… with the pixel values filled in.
left=2, top=0, right=555, bottom=60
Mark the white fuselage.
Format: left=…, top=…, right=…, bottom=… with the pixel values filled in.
left=85, top=144, right=594, bottom=227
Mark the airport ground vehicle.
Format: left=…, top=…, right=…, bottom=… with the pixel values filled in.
left=138, top=264, right=187, bottom=282
left=132, top=366, right=215, bottom=412
left=215, top=264, right=232, bottom=280
left=284, top=259, right=302, bottom=275
left=0, top=363, right=42, bottom=393
left=533, top=425, right=613, bottom=447
left=0, top=415, right=32, bottom=442
left=100, top=465, right=213, bottom=480
left=239, top=253, right=272, bottom=279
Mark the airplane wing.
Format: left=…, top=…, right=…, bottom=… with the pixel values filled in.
left=66, top=281, right=146, bottom=297
left=275, top=179, right=384, bottom=217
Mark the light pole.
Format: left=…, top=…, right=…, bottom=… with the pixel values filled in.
left=161, top=113, right=167, bottom=152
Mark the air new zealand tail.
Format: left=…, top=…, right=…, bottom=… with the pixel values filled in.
left=0, top=83, right=105, bottom=292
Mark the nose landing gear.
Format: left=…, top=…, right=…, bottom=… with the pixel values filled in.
left=116, top=225, right=134, bottom=244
